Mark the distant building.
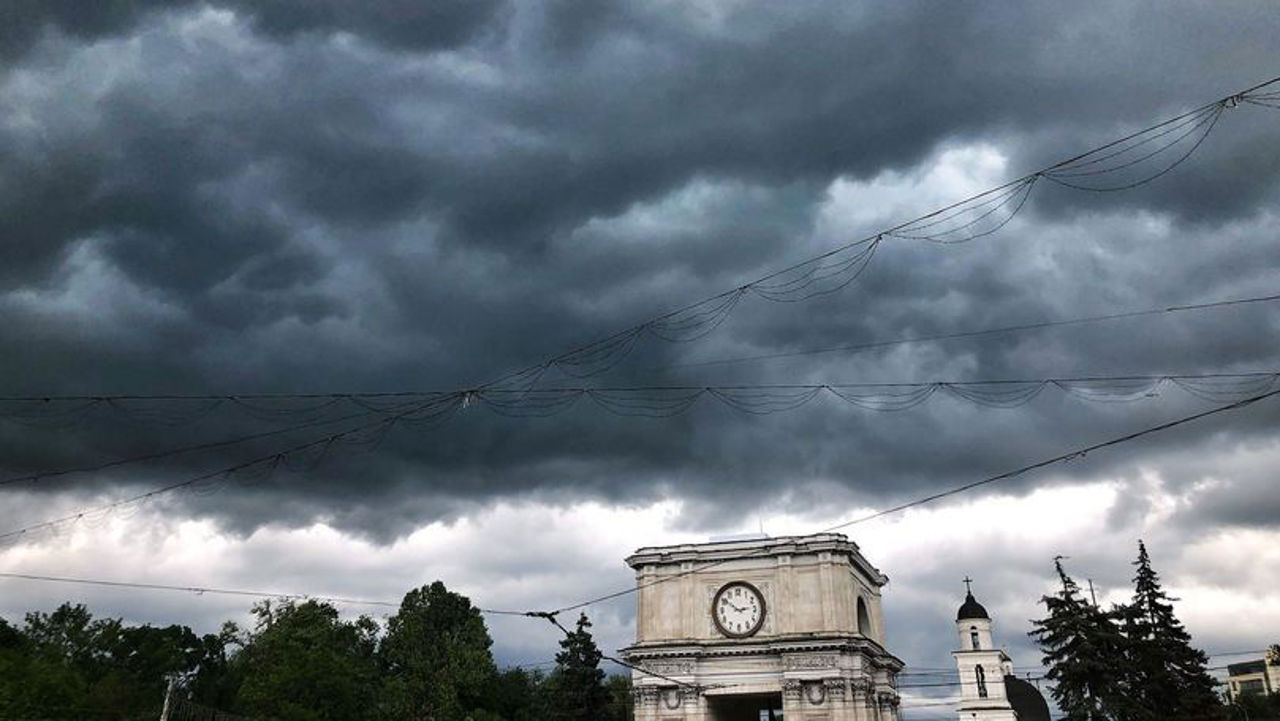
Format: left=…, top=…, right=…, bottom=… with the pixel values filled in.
left=622, top=532, right=903, bottom=720
left=1227, top=649, right=1280, bottom=701
left=951, top=583, right=1049, bottom=721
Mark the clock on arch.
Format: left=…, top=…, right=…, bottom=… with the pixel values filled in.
left=712, top=581, right=766, bottom=638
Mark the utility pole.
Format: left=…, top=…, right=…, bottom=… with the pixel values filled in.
left=159, top=676, right=177, bottom=721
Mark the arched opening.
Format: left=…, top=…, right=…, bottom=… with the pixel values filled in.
left=970, top=626, right=981, bottom=650
left=856, top=597, right=872, bottom=636
left=976, top=664, right=988, bottom=698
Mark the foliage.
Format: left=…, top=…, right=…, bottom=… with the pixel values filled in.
left=0, top=603, right=232, bottom=720
left=1232, top=690, right=1280, bottom=721
left=1029, top=559, right=1128, bottom=720
left=232, top=599, right=381, bottom=721
left=1032, top=543, right=1240, bottom=721
left=1117, top=541, right=1222, bottom=721
left=605, top=673, right=634, bottom=721
left=486, top=668, right=549, bottom=721
left=545, top=613, right=611, bottom=721
left=380, top=581, right=497, bottom=721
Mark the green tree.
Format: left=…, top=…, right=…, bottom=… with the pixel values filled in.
left=0, top=603, right=232, bottom=720
left=1119, top=541, right=1222, bottom=721
left=233, top=599, right=380, bottom=721
left=1030, top=559, right=1126, bottom=720
left=604, top=674, right=633, bottom=721
left=486, top=668, right=548, bottom=721
left=546, top=613, right=610, bottom=721
left=380, top=581, right=497, bottom=720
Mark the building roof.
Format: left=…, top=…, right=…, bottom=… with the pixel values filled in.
left=1228, top=660, right=1267, bottom=676
left=1004, top=675, right=1051, bottom=721
left=956, top=591, right=990, bottom=621
left=625, top=532, right=890, bottom=586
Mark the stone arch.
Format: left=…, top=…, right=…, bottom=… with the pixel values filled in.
left=856, top=596, right=872, bottom=636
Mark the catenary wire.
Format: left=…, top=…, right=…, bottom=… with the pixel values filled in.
left=542, top=386, right=1280, bottom=615
left=0, top=395, right=465, bottom=545
left=7, top=370, right=1276, bottom=500
left=0, top=81, right=1273, bottom=497
left=441, top=76, right=1280, bottom=391
left=627, top=291, right=1280, bottom=374
left=0, top=399, right=439, bottom=488
left=0, top=571, right=522, bottom=617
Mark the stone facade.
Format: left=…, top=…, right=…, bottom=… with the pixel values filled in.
left=621, top=533, right=903, bottom=721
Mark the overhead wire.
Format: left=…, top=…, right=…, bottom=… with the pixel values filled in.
left=0, top=571, right=522, bottom=617
left=629, top=291, right=1280, bottom=374
left=4, top=79, right=1279, bottom=657
left=541, top=386, right=1280, bottom=615
left=0, top=395, right=465, bottom=547
left=453, top=75, right=1280, bottom=391
left=0, top=400, right=442, bottom=488
left=1, top=78, right=1274, bottom=524
left=6, top=370, right=1277, bottom=514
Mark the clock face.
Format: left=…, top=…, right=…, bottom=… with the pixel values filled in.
left=712, top=581, right=766, bottom=638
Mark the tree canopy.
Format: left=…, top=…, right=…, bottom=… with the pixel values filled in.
left=0, top=582, right=636, bottom=720
left=1031, top=542, right=1229, bottom=721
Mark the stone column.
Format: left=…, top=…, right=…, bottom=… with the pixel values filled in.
left=875, top=691, right=900, bottom=721
left=849, top=678, right=875, bottom=721
left=782, top=678, right=804, bottom=719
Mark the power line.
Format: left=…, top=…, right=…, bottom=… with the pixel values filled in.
left=630, top=292, right=1280, bottom=373
left=12, top=385, right=1274, bottom=620
left=3, top=78, right=1258, bottom=407
left=6, top=369, right=1274, bottom=539
left=0, top=78, right=1273, bottom=518
left=544, top=386, right=1280, bottom=615
left=467, top=75, right=1277, bottom=390
left=0, top=400, right=435, bottom=488
left=0, top=571, right=520, bottom=617
left=0, top=395, right=465, bottom=545
left=7, top=385, right=1278, bottom=615
left=0, top=289, right=1274, bottom=418
left=0, top=571, right=398, bottom=608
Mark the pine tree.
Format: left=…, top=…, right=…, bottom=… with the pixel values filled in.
left=1120, top=541, right=1222, bottom=721
left=546, top=614, right=610, bottom=721
left=1029, top=558, right=1126, bottom=720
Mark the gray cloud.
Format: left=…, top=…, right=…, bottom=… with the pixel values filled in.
left=0, top=0, right=1277, bottom=554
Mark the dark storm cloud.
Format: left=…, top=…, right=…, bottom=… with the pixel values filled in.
left=1, top=0, right=1279, bottom=542
left=0, top=0, right=506, bottom=58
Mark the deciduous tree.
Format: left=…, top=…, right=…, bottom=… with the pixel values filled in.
left=380, top=581, right=497, bottom=720
left=233, top=599, right=380, bottom=721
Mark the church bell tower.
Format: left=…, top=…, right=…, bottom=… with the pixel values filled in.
left=951, top=580, right=1017, bottom=721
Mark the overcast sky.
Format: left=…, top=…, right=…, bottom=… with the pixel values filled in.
left=2, top=1, right=1279, bottom=712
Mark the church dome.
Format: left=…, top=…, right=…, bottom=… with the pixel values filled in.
left=1003, top=675, right=1051, bottom=721
left=956, top=591, right=990, bottom=621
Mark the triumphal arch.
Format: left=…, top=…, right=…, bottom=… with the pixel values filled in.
left=622, top=533, right=903, bottom=721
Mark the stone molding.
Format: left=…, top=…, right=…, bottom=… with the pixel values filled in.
left=622, top=634, right=904, bottom=670
left=782, top=653, right=840, bottom=670
left=639, top=659, right=695, bottom=675
left=632, top=686, right=660, bottom=707
left=626, top=533, right=889, bottom=586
